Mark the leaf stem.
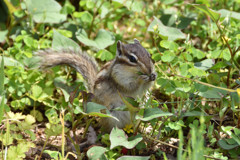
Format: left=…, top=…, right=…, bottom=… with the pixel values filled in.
left=38, top=135, right=50, bottom=160
left=88, top=1, right=104, bottom=38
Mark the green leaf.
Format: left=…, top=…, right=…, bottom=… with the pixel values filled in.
left=45, top=109, right=60, bottom=124
left=148, top=16, right=185, bottom=41
left=0, top=56, right=24, bottom=68
left=87, top=146, right=107, bottom=160
left=0, top=133, right=13, bottom=145
left=136, top=108, right=173, bottom=121
left=30, top=110, right=43, bottom=122
left=61, top=0, right=75, bottom=14
left=168, top=120, right=185, bottom=130
left=24, top=56, right=42, bottom=69
left=125, top=1, right=144, bottom=13
left=76, top=29, right=115, bottom=50
left=190, top=47, right=205, bottom=59
left=192, top=4, right=220, bottom=22
left=207, top=73, right=220, bottom=85
left=8, top=112, right=26, bottom=120
left=23, top=36, right=38, bottom=48
left=179, top=63, right=188, bottom=76
left=86, top=1, right=95, bottom=9
left=110, top=127, right=142, bottom=149
left=222, top=49, right=231, bottom=61
left=188, top=67, right=206, bottom=77
left=52, top=30, right=80, bottom=51
left=86, top=102, right=119, bottom=120
left=199, top=87, right=228, bottom=99
left=182, top=111, right=208, bottom=117
left=0, top=56, right=4, bottom=95
left=30, top=85, right=43, bottom=100
left=25, top=130, right=36, bottom=141
left=7, top=142, right=35, bottom=160
left=25, top=115, right=36, bottom=125
left=25, top=0, right=66, bottom=23
left=160, top=40, right=179, bottom=51
left=161, top=50, right=175, bottom=62
left=221, top=126, right=240, bottom=146
left=73, top=11, right=93, bottom=25
left=45, top=123, right=64, bottom=136
left=0, top=96, right=4, bottom=124
left=210, top=49, right=221, bottom=59
left=117, top=156, right=150, bottom=160
left=210, top=61, right=228, bottom=70
left=96, top=49, right=114, bottom=61
left=44, top=150, right=61, bottom=159
left=0, top=30, right=8, bottom=43
left=194, top=59, right=214, bottom=71
left=218, top=139, right=239, bottom=150
left=218, top=9, right=240, bottom=20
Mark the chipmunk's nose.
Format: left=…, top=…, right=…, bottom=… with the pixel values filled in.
left=149, top=73, right=156, bottom=81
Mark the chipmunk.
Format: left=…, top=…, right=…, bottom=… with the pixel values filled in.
left=37, top=39, right=156, bottom=132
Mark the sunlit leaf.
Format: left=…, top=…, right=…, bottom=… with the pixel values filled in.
left=194, top=59, right=215, bottom=71
left=87, top=146, right=107, bottom=160
left=148, top=16, right=185, bottom=41
left=25, top=0, right=66, bottom=23
left=0, top=30, right=8, bottom=43
left=0, top=56, right=24, bottom=68
left=110, top=127, right=142, bottom=149
left=52, top=30, right=80, bottom=51
left=76, top=29, right=115, bottom=50
left=96, top=49, right=114, bottom=61
left=218, top=9, right=240, bottom=20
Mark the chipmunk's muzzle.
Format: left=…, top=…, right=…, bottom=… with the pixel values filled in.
left=149, top=73, right=156, bottom=81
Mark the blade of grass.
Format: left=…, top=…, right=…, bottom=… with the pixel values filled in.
left=0, top=56, right=4, bottom=124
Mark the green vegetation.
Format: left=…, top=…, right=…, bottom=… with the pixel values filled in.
left=0, top=0, right=240, bottom=159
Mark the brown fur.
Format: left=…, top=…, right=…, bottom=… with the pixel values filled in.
left=36, top=39, right=156, bottom=132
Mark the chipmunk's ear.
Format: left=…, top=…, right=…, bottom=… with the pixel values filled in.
left=134, top=38, right=140, bottom=44
left=117, top=40, right=123, bottom=57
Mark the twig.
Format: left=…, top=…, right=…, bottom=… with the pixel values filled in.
left=88, top=1, right=105, bottom=38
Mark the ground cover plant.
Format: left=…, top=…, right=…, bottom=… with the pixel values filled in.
left=0, top=0, right=240, bottom=159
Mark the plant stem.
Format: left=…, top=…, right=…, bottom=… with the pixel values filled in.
left=38, top=135, right=50, bottom=160
left=60, top=111, right=65, bottom=159
left=88, top=1, right=104, bottom=38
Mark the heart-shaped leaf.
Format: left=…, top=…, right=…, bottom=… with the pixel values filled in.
left=110, top=127, right=142, bottom=149
left=87, top=146, right=107, bottom=160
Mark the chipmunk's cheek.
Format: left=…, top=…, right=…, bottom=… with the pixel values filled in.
left=140, top=75, right=150, bottom=82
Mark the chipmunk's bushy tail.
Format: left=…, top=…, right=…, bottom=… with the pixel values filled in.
left=36, top=49, right=99, bottom=92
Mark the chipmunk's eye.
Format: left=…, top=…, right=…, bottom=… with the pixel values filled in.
left=128, top=55, right=137, bottom=63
